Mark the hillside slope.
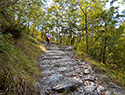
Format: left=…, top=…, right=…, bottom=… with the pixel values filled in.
left=0, top=33, right=46, bottom=95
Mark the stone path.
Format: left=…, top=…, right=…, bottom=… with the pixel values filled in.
left=38, top=43, right=125, bottom=95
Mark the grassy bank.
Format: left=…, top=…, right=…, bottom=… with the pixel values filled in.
left=0, top=33, right=46, bottom=95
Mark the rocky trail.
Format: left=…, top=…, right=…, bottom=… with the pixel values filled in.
left=38, top=43, right=125, bottom=95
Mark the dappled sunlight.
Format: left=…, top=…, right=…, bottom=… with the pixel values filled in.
left=39, top=45, right=46, bottom=52
left=0, top=0, right=124, bottom=94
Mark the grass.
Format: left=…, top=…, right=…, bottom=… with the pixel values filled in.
left=0, top=33, right=46, bottom=95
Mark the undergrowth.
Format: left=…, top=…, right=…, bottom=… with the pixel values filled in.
left=0, top=33, right=46, bottom=95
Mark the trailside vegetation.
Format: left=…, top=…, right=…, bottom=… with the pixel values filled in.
left=0, top=0, right=124, bottom=94
left=0, top=0, right=46, bottom=94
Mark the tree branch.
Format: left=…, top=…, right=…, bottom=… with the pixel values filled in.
left=0, top=0, right=18, bottom=9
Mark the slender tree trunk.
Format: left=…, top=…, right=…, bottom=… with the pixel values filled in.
left=85, top=13, right=88, bottom=53
left=79, top=35, right=81, bottom=42
left=103, top=36, right=107, bottom=64
left=79, top=6, right=88, bottom=53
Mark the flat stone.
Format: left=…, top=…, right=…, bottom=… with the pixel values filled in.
left=43, top=74, right=64, bottom=85
left=42, top=69, right=55, bottom=75
left=84, top=85, right=97, bottom=94
left=40, top=60, right=50, bottom=64
left=83, top=75, right=96, bottom=82
left=40, top=64, right=51, bottom=68
left=45, top=54, right=67, bottom=56
left=42, top=56, right=63, bottom=59
left=52, top=82, right=77, bottom=93
left=64, top=46, right=73, bottom=51
left=75, top=68, right=82, bottom=74
left=84, top=68, right=91, bottom=75
left=57, top=67, right=67, bottom=72
left=50, top=58, right=75, bottom=63
left=52, top=77, right=83, bottom=93
left=42, top=57, right=63, bottom=60
left=64, top=71, right=78, bottom=77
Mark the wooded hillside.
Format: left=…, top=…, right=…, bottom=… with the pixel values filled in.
left=0, top=0, right=124, bottom=94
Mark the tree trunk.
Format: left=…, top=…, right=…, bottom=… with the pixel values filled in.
left=103, top=36, right=107, bottom=64
left=85, top=13, right=88, bottom=53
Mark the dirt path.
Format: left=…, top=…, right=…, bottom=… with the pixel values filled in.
left=38, top=43, right=125, bottom=95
